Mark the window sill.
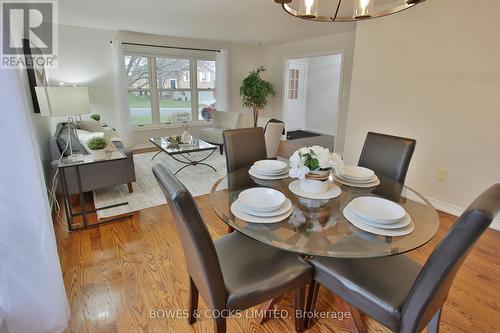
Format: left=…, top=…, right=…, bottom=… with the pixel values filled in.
left=132, top=121, right=212, bottom=132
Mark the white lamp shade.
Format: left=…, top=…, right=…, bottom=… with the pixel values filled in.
left=35, top=86, right=91, bottom=117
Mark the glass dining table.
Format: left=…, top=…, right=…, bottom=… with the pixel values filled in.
left=209, top=166, right=440, bottom=259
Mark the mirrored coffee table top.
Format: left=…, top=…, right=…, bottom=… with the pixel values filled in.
left=149, top=137, right=216, bottom=155
left=210, top=167, right=439, bottom=258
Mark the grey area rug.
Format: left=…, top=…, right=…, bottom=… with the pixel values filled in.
left=93, top=150, right=227, bottom=219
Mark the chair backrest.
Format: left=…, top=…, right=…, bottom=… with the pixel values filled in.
left=358, top=132, right=416, bottom=184
left=400, top=184, right=500, bottom=333
left=152, top=164, right=227, bottom=311
left=264, top=122, right=285, bottom=159
left=212, top=111, right=241, bottom=129
left=223, top=127, right=267, bottom=173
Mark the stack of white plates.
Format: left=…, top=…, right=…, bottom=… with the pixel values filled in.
left=249, top=160, right=289, bottom=180
left=334, top=166, right=380, bottom=187
left=231, top=188, right=293, bottom=223
left=343, top=196, right=414, bottom=236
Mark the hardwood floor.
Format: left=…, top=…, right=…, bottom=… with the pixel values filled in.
left=55, top=196, right=500, bottom=333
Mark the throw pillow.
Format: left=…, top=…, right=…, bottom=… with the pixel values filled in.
left=77, top=120, right=103, bottom=132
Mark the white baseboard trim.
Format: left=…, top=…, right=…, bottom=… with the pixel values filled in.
left=426, top=197, right=500, bottom=231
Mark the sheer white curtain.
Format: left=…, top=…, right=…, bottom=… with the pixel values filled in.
left=216, top=49, right=230, bottom=112
left=111, top=40, right=133, bottom=148
left=0, top=70, right=69, bottom=332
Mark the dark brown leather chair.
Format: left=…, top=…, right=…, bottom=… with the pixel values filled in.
left=358, top=132, right=416, bottom=184
left=153, top=164, right=313, bottom=333
left=223, top=127, right=267, bottom=173
left=305, top=184, right=500, bottom=333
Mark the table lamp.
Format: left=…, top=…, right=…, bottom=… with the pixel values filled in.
left=35, top=86, right=91, bottom=162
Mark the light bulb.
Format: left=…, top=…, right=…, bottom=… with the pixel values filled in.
left=354, top=0, right=373, bottom=18
left=304, top=0, right=315, bottom=15
left=299, top=0, right=318, bottom=18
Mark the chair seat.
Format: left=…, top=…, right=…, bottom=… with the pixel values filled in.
left=311, top=255, right=422, bottom=331
left=215, top=232, right=313, bottom=310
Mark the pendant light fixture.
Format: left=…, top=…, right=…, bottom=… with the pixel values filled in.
left=273, top=0, right=425, bottom=22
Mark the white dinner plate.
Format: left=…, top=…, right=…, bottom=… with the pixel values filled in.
left=231, top=201, right=293, bottom=223
left=235, top=198, right=292, bottom=217
left=253, top=160, right=288, bottom=174
left=345, top=204, right=411, bottom=229
left=338, top=166, right=375, bottom=181
left=252, top=164, right=289, bottom=175
left=238, top=188, right=286, bottom=212
left=249, top=167, right=289, bottom=180
left=333, top=175, right=381, bottom=188
left=335, top=173, right=379, bottom=184
left=343, top=207, right=415, bottom=236
left=252, top=167, right=289, bottom=176
left=288, top=180, right=342, bottom=200
left=350, top=196, right=406, bottom=224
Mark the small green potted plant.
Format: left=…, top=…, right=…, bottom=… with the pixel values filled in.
left=90, top=113, right=101, bottom=122
left=87, top=136, right=107, bottom=160
left=240, top=66, right=276, bottom=127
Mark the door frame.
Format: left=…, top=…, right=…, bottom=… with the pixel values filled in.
left=281, top=50, right=346, bottom=148
left=284, top=59, right=308, bottom=131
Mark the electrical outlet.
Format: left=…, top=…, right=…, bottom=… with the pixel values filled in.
left=437, top=169, right=448, bottom=182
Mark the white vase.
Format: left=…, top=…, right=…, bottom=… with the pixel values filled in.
left=91, top=148, right=106, bottom=161
left=300, top=179, right=328, bottom=194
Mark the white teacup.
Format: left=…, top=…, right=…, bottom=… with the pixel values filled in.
left=300, top=179, right=329, bottom=194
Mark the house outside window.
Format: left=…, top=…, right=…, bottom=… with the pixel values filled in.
left=125, top=53, right=217, bottom=126
left=199, top=71, right=210, bottom=82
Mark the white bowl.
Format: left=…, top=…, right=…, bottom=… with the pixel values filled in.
left=238, top=188, right=286, bottom=212
left=349, top=196, right=406, bottom=224
left=299, top=179, right=329, bottom=194
left=253, top=160, right=288, bottom=174
left=338, top=166, right=375, bottom=181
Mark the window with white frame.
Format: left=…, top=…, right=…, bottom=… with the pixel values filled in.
left=125, top=52, right=217, bottom=126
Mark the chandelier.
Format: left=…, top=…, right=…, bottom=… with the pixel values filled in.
left=274, top=0, right=425, bottom=22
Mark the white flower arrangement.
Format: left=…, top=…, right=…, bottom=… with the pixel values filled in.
left=289, top=146, right=343, bottom=179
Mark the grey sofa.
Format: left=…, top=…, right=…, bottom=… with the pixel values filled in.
left=50, top=123, right=136, bottom=195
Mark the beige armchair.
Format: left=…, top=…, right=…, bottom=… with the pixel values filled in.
left=198, top=111, right=242, bottom=154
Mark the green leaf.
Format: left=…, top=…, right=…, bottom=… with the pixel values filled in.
left=309, top=158, right=319, bottom=170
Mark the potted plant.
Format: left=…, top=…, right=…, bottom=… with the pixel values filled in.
left=289, top=146, right=343, bottom=193
left=87, top=136, right=107, bottom=160
left=90, top=113, right=101, bottom=122
left=240, top=66, right=276, bottom=127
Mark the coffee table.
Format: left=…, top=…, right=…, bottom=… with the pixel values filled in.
left=149, top=137, right=218, bottom=175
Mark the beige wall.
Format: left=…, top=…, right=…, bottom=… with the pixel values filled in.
left=344, top=0, right=500, bottom=228
left=305, top=54, right=342, bottom=136
left=263, top=30, right=356, bottom=153
left=47, top=25, right=116, bottom=132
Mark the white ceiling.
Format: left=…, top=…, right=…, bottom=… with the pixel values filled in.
left=59, top=0, right=356, bottom=46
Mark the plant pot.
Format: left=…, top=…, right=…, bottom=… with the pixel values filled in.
left=91, top=148, right=106, bottom=161
left=305, top=169, right=330, bottom=181
left=300, top=179, right=329, bottom=194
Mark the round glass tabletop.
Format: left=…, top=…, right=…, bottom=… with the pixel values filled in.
left=209, top=167, right=439, bottom=258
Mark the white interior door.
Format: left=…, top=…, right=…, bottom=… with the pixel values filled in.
left=284, top=61, right=307, bottom=131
